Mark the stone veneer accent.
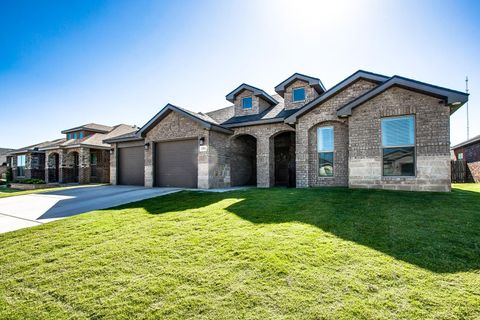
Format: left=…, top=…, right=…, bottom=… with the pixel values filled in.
left=234, top=90, right=272, bottom=117
left=348, top=86, right=451, bottom=192
left=283, top=79, right=320, bottom=110
left=296, top=79, right=378, bottom=187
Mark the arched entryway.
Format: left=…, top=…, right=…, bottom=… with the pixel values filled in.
left=230, top=134, right=257, bottom=186
left=47, top=153, right=60, bottom=183
left=273, top=131, right=296, bottom=187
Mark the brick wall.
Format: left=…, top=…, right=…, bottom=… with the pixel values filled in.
left=296, top=79, right=378, bottom=187
left=234, top=90, right=271, bottom=117
left=349, top=86, right=451, bottom=192
left=283, top=79, right=319, bottom=110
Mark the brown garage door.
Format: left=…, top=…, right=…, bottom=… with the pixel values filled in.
left=155, top=139, right=198, bottom=188
left=118, top=146, right=145, bottom=186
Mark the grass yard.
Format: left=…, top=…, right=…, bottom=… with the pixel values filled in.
left=0, top=184, right=105, bottom=199
left=0, top=184, right=479, bottom=319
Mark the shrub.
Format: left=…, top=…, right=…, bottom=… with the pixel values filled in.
left=5, top=168, right=12, bottom=182
left=13, top=178, right=46, bottom=185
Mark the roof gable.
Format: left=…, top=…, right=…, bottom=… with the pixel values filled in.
left=138, top=104, right=233, bottom=137
left=225, top=83, right=278, bottom=106
left=336, top=75, right=469, bottom=116
left=274, top=72, right=326, bottom=97
left=285, top=70, right=389, bottom=123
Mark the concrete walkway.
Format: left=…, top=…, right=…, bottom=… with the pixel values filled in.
left=0, top=185, right=180, bottom=234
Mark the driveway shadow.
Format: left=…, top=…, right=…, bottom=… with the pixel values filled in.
left=130, top=187, right=480, bottom=273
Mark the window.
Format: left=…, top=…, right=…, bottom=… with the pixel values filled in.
left=381, top=116, right=415, bottom=176
left=79, top=132, right=84, bottom=139
left=67, top=133, right=71, bottom=140
left=16, top=155, right=26, bottom=176
left=293, top=87, right=306, bottom=102
left=458, top=152, right=464, bottom=160
left=90, top=154, right=97, bottom=177
left=317, top=126, right=334, bottom=176
left=242, top=97, right=252, bottom=109
left=73, top=132, right=77, bottom=139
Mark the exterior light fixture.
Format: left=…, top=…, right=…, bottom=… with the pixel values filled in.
left=144, top=142, right=150, bottom=150
left=110, top=149, right=114, bottom=155
left=199, top=137, right=205, bottom=146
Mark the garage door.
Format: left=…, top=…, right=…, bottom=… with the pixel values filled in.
left=155, top=139, right=198, bottom=188
left=118, top=146, right=145, bottom=186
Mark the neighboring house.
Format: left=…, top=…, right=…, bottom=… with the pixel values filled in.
left=0, top=148, right=14, bottom=178
left=106, top=70, right=468, bottom=192
left=451, top=135, right=480, bottom=183
left=8, top=123, right=137, bottom=184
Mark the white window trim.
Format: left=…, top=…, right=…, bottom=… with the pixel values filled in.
left=317, top=126, right=334, bottom=177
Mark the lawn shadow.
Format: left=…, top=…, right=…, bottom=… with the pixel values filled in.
left=128, top=187, right=480, bottom=274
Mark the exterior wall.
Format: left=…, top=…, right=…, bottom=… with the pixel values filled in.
left=10, top=152, right=45, bottom=181
left=232, top=123, right=295, bottom=187
left=234, top=90, right=271, bottom=117
left=208, top=130, right=231, bottom=188
left=283, top=79, right=320, bottom=110
left=308, top=121, right=349, bottom=186
left=90, top=149, right=110, bottom=183
left=296, top=79, right=378, bottom=187
left=463, top=142, right=480, bottom=163
left=468, top=161, right=480, bottom=183
left=144, top=111, right=207, bottom=188
left=348, top=86, right=451, bottom=192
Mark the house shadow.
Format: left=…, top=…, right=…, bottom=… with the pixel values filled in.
left=125, top=187, right=480, bottom=274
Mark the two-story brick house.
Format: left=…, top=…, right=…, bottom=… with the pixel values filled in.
left=8, top=123, right=136, bottom=184
left=107, top=70, right=468, bottom=192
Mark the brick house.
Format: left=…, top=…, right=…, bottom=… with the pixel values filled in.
left=451, top=135, right=480, bottom=183
left=8, top=123, right=136, bottom=184
left=107, top=70, right=468, bottom=192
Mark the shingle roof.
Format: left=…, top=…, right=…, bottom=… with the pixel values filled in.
left=451, top=134, right=480, bottom=150
left=8, top=139, right=65, bottom=155
left=225, top=83, right=278, bottom=106
left=103, top=130, right=143, bottom=143
left=61, top=123, right=113, bottom=134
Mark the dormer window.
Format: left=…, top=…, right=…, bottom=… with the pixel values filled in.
left=242, top=97, right=253, bottom=109
left=67, top=133, right=71, bottom=140
left=293, top=87, right=306, bottom=102
left=79, top=132, right=84, bottom=139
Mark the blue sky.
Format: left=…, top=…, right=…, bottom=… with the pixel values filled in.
left=1, top=0, right=479, bottom=148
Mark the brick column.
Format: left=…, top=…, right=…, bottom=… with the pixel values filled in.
left=78, top=148, right=91, bottom=184
left=44, top=152, right=50, bottom=184
left=110, top=145, right=117, bottom=185
left=58, top=150, right=66, bottom=183
left=296, top=124, right=309, bottom=188
left=145, top=141, right=154, bottom=187
left=256, top=136, right=273, bottom=188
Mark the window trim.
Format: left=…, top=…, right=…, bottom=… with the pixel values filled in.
left=317, top=126, right=334, bottom=177
left=292, top=87, right=306, bottom=103
left=242, top=96, right=253, bottom=109
left=381, top=115, right=416, bottom=177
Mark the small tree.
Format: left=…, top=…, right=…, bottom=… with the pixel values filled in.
left=5, top=167, right=12, bottom=182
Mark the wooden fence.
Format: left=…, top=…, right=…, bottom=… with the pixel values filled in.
left=451, top=160, right=472, bottom=183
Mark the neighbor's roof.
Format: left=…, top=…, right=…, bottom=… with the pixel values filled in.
left=61, top=123, right=113, bottom=134
left=274, top=72, right=326, bottom=97
left=225, top=83, right=278, bottom=106
left=451, top=134, right=480, bottom=150
left=138, top=104, right=233, bottom=137
left=336, top=75, right=469, bottom=116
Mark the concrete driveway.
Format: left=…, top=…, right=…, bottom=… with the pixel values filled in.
left=0, top=185, right=180, bottom=234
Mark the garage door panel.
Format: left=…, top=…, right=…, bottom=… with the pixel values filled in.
left=118, top=146, right=145, bottom=186
left=155, top=139, right=198, bottom=188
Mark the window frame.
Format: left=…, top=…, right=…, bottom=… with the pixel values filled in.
left=457, top=152, right=463, bottom=160
left=242, top=97, right=253, bottom=109
left=16, top=155, right=26, bottom=177
left=317, top=126, right=334, bottom=177
left=381, top=115, right=416, bottom=177
left=292, top=87, right=306, bottom=103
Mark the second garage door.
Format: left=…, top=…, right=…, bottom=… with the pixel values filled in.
left=118, top=146, right=145, bottom=186
left=155, top=139, right=198, bottom=188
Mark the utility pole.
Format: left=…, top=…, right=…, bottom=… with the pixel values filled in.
left=466, top=76, right=470, bottom=139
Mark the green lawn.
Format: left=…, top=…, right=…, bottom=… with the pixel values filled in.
left=1, top=185, right=479, bottom=319
left=0, top=184, right=105, bottom=199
